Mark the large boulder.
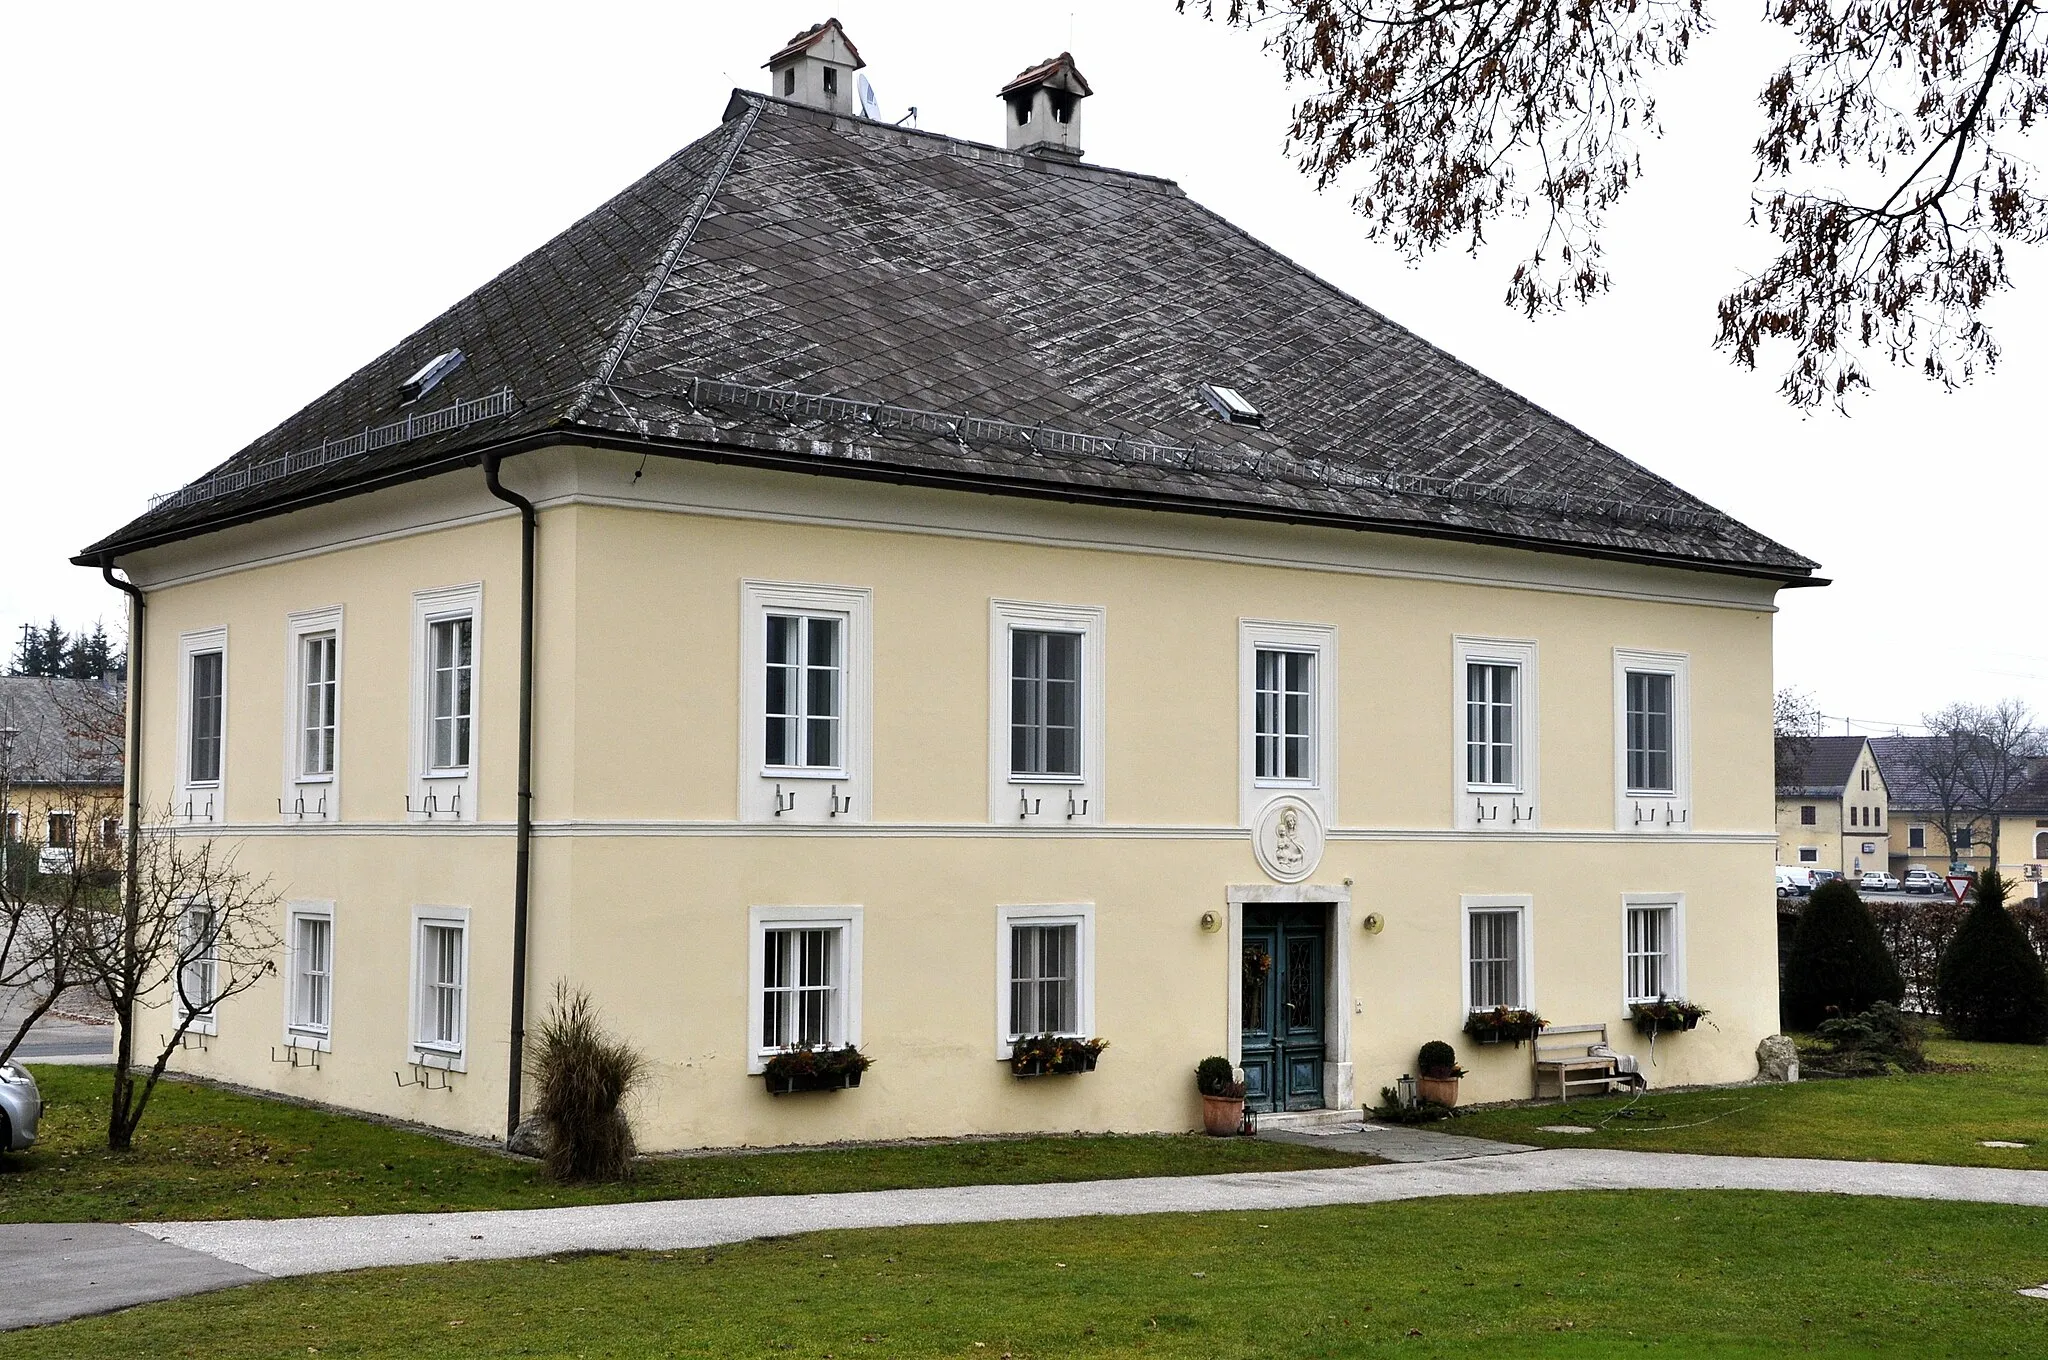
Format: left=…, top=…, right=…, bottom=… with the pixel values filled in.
left=1755, top=1034, right=1800, bottom=1083
left=507, top=1114, right=550, bottom=1159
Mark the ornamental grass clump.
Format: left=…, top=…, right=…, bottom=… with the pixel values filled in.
left=529, top=981, right=646, bottom=1183
left=1781, top=879, right=1904, bottom=1031
left=1935, top=871, right=2048, bottom=1044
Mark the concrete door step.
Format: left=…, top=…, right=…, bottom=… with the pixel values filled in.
left=1255, top=1108, right=1362, bottom=1133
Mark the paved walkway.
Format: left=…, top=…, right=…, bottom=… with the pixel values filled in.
left=7, top=1148, right=2047, bottom=1330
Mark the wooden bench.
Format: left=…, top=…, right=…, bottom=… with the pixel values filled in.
left=1531, top=1023, right=1623, bottom=1102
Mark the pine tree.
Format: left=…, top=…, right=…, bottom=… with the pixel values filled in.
left=1782, top=878, right=1906, bottom=1030
left=1935, top=871, right=2048, bottom=1043
left=36, top=620, right=68, bottom=678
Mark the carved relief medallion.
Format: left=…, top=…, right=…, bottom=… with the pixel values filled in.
left=1252, top=795, right=1324, bottom=884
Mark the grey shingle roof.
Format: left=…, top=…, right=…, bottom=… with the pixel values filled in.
left=0, top=678, right=124, bottom=788
left=1870, top=736, right=2048, bottom=815
left=1776, top=735, right=1868, bottom=798
left=80, top=94, right=1818, bottom=584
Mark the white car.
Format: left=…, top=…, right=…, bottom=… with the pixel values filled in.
left=1902, top=868, right=1944, bottom=895
left=1776, top=865, right=1815, bottom=897
left=1859, top=871, right=1901, bottom=893
left=0, top=1060, right=40, bottom=1151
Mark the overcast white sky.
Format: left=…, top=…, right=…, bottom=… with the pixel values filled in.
left=2, top=2, right=2039, bottom=730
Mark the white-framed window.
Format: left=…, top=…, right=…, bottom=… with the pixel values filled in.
left=1460, top=894, right=1533, bottom=1014
left=1452, top=636, right=1538, bottom=830
left=1238, top=620, right=1337, bottom=825
left=1614, top=648, right=1691, bottom=831
left=1622, top=895, right=1685, bottom=1006
left=179, top=902, right=219, bottom=1034
left=409, top=906, right=469, bottom=1067
left=3, top=810, right=17, bottom=842
left=410, top=586, right=481, bottom=821
left=746, top=906, right=863, bottom=1072
left=176, top=627, right=228, bottom=823
left=1798, top=846, right=1819, bottom=863
left=739, top=581, right=873, bottom=823
left=98, top=816, right=120, bottom=848
left=990, top=599, right=1105, bottom=824
left=45, top=811, right=75, bottom=849
left=994, top=903, right=1096, bottom=1058
left=285, top=901, right=335, bottom=1047
left=282, top=606, right=343, bottom=822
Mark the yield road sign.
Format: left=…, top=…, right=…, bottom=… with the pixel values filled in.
left=1946, top=875, right=1973, bottom=904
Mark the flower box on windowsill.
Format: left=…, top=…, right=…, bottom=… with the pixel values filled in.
left=1629, top=999, right=1708, bottom=1036
left=761, top=1044, right=871, bottom=1095
left=1008, top=1035, right=1108, bottom=1077
left=1463, top=1006, right=1546, bottom=1046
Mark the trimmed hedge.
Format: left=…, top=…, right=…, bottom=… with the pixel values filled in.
left=1780, top=879, right=1904, bottom=1030
left=1777, top=892, right=2048, bottom=1021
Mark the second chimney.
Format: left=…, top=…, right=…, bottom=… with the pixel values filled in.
left=765, top=18, right=865, bottom=116
left=1000, top=53, right=1090, bottom=161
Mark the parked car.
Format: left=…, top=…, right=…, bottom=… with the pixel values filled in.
left=1776, top=865, right=1815, bottom=898
left=1811, top=869, right=1844, bottom=886
left=0, top=1060, right=40, bottom=1152
left=1902, top=868, right=1944, bottom=895
left=1860, top=870, right=1901, bottom=892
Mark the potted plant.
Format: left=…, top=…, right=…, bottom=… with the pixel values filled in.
left=1009, top=1034, right=1109, bottom=1076
left=1463, top=1005, right=1546, bottom=1045
left=1195, top=1055, right=1245, bottom=1136
left=762, top=1044, right=872, bottom=1095
left=1413, top=1040, right=1465, bottom=1107
left=1629, top=998, right=1708, bottom=1036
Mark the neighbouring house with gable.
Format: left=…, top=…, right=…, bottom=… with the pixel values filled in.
left=0, top=676, right=125, bottom=887
left=76, top=23, right=1820, bottom=1148
left=1774, top=735, right=1889, bottom=877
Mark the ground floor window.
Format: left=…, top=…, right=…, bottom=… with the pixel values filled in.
left=1798, top=847, right=1819, bottom=863
left=179, top=903, right=217, bottom=1030
left=46, top=811, right=75, bottom=848
left=288, top=906, right=333, bottom=1042
left=995, top=905, right=1095, bottom=1054
left=411, top=910, right=467, bottom=1063
left=748, top=907, right=862, bottom=1070
left=1624, top=899, right=1682, bottom=1003
left=1462, top=896, right=1530, bottom=1012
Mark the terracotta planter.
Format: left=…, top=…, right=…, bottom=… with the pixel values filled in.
left=1201, top=1093, right=1245, bottom=1136
left=1415, top=1074, right=1461, bottom=1108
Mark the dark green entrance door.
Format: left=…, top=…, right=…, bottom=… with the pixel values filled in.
left=1240, top=905, right=1328, bottom=1112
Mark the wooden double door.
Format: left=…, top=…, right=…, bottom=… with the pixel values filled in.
left=1240, top=904, right=1329, bottom=1112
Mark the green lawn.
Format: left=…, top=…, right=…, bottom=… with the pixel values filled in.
left=1448, top=1037, right=2048, bottom=1168
left=5, top=1192, right=2044, bottom=1357
left=0, top=1066, right=1377, bottom=1224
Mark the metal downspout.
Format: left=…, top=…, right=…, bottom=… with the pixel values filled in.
left=482, top=454, right=536, bottom=1141
left=99, top=560, right=146, bottom=1094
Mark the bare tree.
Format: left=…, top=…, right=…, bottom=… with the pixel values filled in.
left=73, top=811, right=280, bottom=1151
left=1182, top=1, right=2048, bottom=409
left=1775, top=686, right=1825, bottom=788
left=1896, top=701, right=2046, bottom=873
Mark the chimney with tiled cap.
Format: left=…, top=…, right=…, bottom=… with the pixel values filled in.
left=765, top=18, right=864, bottom=116
left=1000, top=53, right=1090, bottom=161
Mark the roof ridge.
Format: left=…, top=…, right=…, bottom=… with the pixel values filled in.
left=565, top=97, right=763, bottom=423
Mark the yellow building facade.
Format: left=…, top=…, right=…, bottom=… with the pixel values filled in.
left=1774, top=736, right=1889, bottom=877
left=83, top=34, right=1818, bottom=1149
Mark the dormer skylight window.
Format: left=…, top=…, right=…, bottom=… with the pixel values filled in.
left=401, top=349, right=465, bottom=404
left=1198, top=383, right=1262, bottom=426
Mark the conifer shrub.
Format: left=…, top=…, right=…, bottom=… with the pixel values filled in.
left=1781, top=878, right=1904, bottom=1030
left=529, top=981, right=646, bottom=1182
left=1935, top=872, right=2048, bottom=1043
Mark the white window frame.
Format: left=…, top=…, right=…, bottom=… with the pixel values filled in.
left=739, top=581, right=873, bottom=824
left=284, top=899, right=336, bottom=1050
left=746, top=905, right=863, bottom=1074
left=178, top=900, right=219, bottom=1035
left=409, top=585, right=481, bottom=822
left=1459, top=893, right=1534, bottom=1015
left=1621, top=894, right=1686, bottom=1007
left=1798, top=846, right=1819, bottom=863
left=990, top=599, right=1105, bottom=825
left=282, top=606, right=343, bottom=822
left=994, top=903, right=1096, bottom=1059
left=1452, top=636, right=1539, bottom=831
left=45, top=810, right=76, bottom=849
left=407, top=905, right=470, bottom=1069
left=175, top=627, right=228, bottom=824
left=1238, top=620, right=1337, bottom=826
left=1614, top=647, right=1691, bottom=832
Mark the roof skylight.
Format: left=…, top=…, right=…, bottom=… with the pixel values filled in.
left=1198, top=382, right=1262, bottom=425
left=401, top=349, right=466, bottom=403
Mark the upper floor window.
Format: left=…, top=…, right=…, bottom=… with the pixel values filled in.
left=284, top=606, right=343, bottom=822
left=1453, top=637, right=1538, bottom=830
left=188, top=649, right=225, bottom=784
left=991, top=600, right=1104, bottom=824
left=46, top=811, right=75, bottom=848
left=1239, top=621, right=1336, bottom=827
left=1615, top=649, right=1690, bottom=831
left=1860, top=768, right=1872, bottom=791
left=1011, top=629, right=1081, bottom=778
left=765, top=613, right=843, bottom=771
left=300, top=633, right=338, bottom=778
left=1909, top=825, right=1926, bottom=849
left=429, top=617, right=473, bottom=771
left=1254, top=649, right=1313, bottom=782
left=1800, top=805, right=1816, bottom=825
left=740, top=582, right=871, bottom=823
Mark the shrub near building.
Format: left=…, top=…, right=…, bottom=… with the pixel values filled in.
left=1936, top=872, right=2048, bottom=1044
left=1782, top=879, right=1905, bottom=1030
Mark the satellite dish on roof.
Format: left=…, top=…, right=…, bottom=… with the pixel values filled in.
left=856, top=73, right=881, bottom=121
